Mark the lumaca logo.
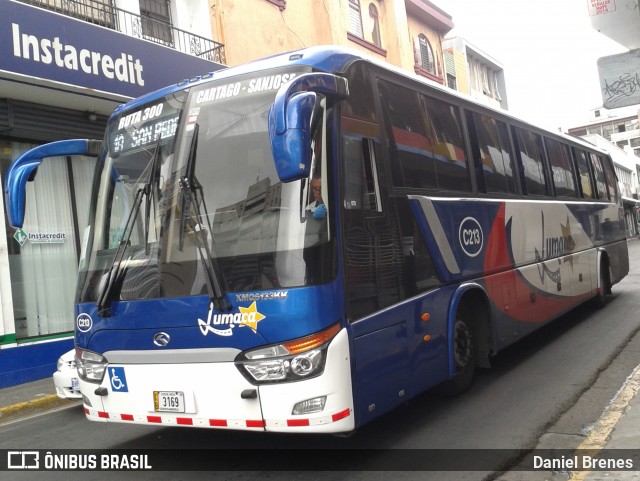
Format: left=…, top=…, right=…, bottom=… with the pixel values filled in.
left=198, top=301, right=266, bottom=337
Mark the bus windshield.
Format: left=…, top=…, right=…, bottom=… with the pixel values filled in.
left=77, top=67, right=334, bottom=305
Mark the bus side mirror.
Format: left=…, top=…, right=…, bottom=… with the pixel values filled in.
left=268, top=72, right=348, bottom=182
left=5, top=139, right=102, bottom=228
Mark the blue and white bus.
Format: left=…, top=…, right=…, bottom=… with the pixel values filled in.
left=5, top=46, right=628, bottom=433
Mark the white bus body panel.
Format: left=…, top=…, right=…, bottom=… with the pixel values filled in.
left=81, top=328, right=354, bottom=433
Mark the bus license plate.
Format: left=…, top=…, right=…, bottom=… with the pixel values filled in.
left=153, top=391, right=185, bottom=413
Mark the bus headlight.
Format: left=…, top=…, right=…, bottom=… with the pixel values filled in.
left=76, top=348, right=108, bottom=383
left=236, top=323, right=341, bottom=384
left=290, top=349, right=322, bottom=376
left=243, top=359, right=288, bottom=382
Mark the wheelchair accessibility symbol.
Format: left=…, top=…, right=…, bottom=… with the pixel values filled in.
left=109, top=367, right=128, bottom=392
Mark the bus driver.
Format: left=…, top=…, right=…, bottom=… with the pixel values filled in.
left=307, top=176, right=327, bottom=219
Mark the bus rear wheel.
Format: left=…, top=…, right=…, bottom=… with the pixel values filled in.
left=439, top=317, right=476, bottom=396
left=594, top=259, right=611, bottom=308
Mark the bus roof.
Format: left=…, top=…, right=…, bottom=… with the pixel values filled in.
left=112, top=46, right=362, bottom=115
left=111, top=45, right=609, bottom=157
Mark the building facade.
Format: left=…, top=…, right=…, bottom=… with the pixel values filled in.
left=0, top=0, right=225, bottom=387
left=442, top=36, right=508, bottom=110
left=568, top=106, right=640, bottom=158
left=211, top=0, right=454, bottom=85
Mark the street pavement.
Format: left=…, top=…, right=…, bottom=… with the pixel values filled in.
left=1, top=359, right=639, bottom=479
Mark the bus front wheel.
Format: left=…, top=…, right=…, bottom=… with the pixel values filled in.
left=439, top=317, right=476, bottom=396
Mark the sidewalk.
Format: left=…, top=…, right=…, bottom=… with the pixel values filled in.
left=0, top=377, right=80, bottom=425
left=580, top=363, right=640, bottom=481
left=498, top=360, right=640, bottom=481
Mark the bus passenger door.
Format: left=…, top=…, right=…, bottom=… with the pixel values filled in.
left=342, top=181, right=412, bottom=424
left=341, top=129, right=413, bottom=424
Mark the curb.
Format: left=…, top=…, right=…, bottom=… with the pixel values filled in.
left=0, top=395, right=81, bottom=425
left=572, top=363, right=640, bottom=481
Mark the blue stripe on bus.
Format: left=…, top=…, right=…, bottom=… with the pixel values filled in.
left=76, top=283, right=344, bottom=354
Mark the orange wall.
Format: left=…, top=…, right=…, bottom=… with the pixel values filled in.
left=210, top=0, right=448, bottom=78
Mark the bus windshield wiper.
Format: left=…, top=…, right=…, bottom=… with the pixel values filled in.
left=178, top=124, right=231, bottom=312
left=96, top=141, right=161, bottom=317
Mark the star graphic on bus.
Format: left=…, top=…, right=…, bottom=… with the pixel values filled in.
left=197, top=301, right=267, bottom=337
left=238, top=302, right=266, bottom=331
left=560, top=216, right=575, bottom=270
left=560, top=216, right=575, bottom=252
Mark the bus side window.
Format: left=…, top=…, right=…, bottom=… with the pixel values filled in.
left=590, top=153, right=609, bottom=200
left=573, top=148, right=594, bottom=199
left=377, top=80, right=429, bottom=188
left=342, top=134, right=382, bottom=212
left=341, top=62, right=382, bottom=213
left=601, top=155, right=618, bottom=200
left=512, top=126, right=549, bottom=196
left=545, top=138, right=579, bottom=198
left=467, top=111, right=517, bottom=195
left=420, top=95, right=471, bottom=192
left=378, top=80, right=471, bottom=192
left=362, top=138, right=382, bottom=211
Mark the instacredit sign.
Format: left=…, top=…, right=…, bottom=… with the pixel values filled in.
left=10, top=23, right=146, bottom=88
left=0, top=0, right=224, bottom=99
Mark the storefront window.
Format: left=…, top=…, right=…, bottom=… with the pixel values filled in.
left=1, top=140, right=96, bottom=339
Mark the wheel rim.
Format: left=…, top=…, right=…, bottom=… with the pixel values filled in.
left=453, top=319, right=472, bottom=372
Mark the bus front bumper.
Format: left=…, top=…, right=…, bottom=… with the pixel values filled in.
left=80, top=329, right=355, bottom=433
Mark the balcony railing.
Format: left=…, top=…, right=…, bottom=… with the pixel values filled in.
left=19, top=0, right=225, bottom=64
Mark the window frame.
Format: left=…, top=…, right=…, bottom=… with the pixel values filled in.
left=376, top=77, right=472, bottom=194
left=418, top=34, right=435, bottom=74
left=369, top=3, right=382, bottom=48
left=512, top=126, right=550, bottom=197
left=467, top=110, right=518, bottom=196
left=601, top=155, right=619, bottom=201
left=347, top=0, right=364, bottom=38
left=573, top=148, right=596, bottom=200
left=544, top=137, right=580, bottom=199
left=139, top=0, right=174, bottom=47
left=339, top=60, right=623, bottom=207
left=589, top=152, right=610, bottom=201
left=347, top=0, right=387, bottom=56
